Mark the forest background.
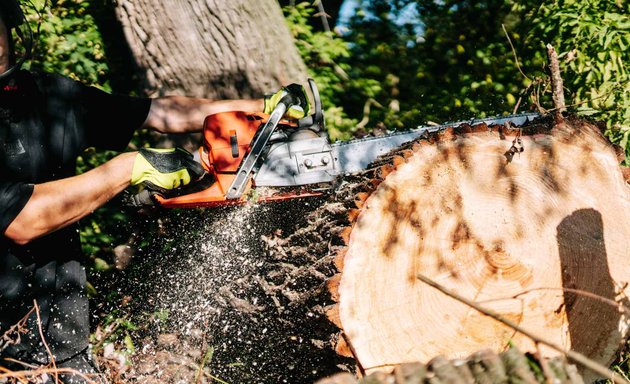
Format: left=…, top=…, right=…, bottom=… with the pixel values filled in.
left=16, top=0, right=630, bottom=378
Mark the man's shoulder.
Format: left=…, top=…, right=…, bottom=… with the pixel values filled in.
left=18, top=69, right=82, bottom=90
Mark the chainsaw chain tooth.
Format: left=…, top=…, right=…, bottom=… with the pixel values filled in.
left=392, top=155, right=406, bottom=168
left=471, top=122, right=489, bottom=133
left=401, top=149, right=415, bottom=159
left=412, top=142, right=425, bottom=152
left=377, top=164, right=395, bottom=179
left=438, top=126, right=457, bottom=141
left=457, top=123, right=474, bottom=134
left=353, top=192, right=370, bottom=209
left=369, top=178, right=382, bottom=189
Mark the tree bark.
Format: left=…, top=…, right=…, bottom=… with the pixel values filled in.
left=113, top=0, right=309, bottom=99
left=547, top=44, right=566, bottom=121
left=316, top=347, right=587, bottom=384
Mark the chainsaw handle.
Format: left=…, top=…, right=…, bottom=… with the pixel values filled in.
left=225, top=101, right=288, bottom=199
left=298, top=78, right=324, bottom=131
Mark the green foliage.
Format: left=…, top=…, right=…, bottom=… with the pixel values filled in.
left=285, top=0, right=531, bottom=137
left=284, top=0, right=629, bottom=162
left=283, top=2, right=358, bottom=140
left=24, top=0, right=111, bottom=88
left=516, top=0, right=630, bottom=163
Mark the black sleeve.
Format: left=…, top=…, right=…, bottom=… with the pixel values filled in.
left=39, top=73, right=152, bottom=152
left=78, top=84, right=152, bottom=151
left=0, top=181, right=33, bottom=234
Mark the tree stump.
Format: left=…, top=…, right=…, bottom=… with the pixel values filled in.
left=329, top=116, right=630, bottom=377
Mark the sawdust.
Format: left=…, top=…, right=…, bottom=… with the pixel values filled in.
left=95, top=197, right=350, bottom=383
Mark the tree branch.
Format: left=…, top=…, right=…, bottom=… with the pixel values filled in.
left=546, top=44, right=566, bottom=120
left=416, top=273, right=630, bottom=384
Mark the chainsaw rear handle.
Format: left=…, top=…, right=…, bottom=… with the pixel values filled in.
left=225, top=95, right=292, bottom=199
left=298, top=78, right=324, bottom=132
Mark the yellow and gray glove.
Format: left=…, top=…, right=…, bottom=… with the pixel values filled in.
left=131, top=147, right=206, bottom=198
left=263, top=83, right=311, bottom=120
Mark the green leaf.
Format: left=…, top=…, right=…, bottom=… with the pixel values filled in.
left=124, top=334, right=135, bottom=354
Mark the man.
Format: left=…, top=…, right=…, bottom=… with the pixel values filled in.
left=0, top=1, right=309, bottom=382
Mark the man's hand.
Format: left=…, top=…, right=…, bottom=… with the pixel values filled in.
left=131, top=148, right=206, bottom=197
left=263, top=83, right=311, bottom=119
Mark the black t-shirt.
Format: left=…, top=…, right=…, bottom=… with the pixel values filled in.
left=0, top=70, right=150, bottom=263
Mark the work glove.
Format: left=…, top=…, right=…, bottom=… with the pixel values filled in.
left=263, top=83, right=311, bottom=120
left=131, top=147, right=207, bottom=198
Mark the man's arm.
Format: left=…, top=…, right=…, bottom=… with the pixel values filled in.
left=143, top=96, right=263, bottom=134
left=4, top=152, right=136, bottom=245
left=4, top=96, right=259, bottom=243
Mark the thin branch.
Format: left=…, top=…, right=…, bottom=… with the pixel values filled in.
left=546, top=44, right=566, bottom=119
left=545, top=83, right=627, bottom=113
left=416, top=273, right=630, bottom=384
left=509, top=287, right=630, bottom=314
left=0, top=367, right=93, bottom=381
left=313, top=0, right=331, bottom=33
left=535, top=342, right=556, bottom=384
left=0, top=307, right=34, bottom=353
left=33, top=300, right=59, bottom=384
left=0, top=359, right=95, bottom=383
left=502, top=24, right=530, bottom=81
left=356, top=98, right=384, bottom=129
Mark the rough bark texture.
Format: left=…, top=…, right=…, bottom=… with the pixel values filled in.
left=547, top=44, right=566, bottom=118
left=113, top=0, right=309, bottom=99
left=316, top=347, right=586, bottom=384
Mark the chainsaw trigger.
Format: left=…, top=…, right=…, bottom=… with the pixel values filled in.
left=230, top=130, right=239, bottom=158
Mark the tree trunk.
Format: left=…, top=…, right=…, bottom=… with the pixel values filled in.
left=113, top=0, right=309, bottom=99
left=326, top=116, right=630, bottom=379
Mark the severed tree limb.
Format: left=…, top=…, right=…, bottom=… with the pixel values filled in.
left=416, top=273, right=630, bottom=384
left=546, top=44, right=566, bottom=121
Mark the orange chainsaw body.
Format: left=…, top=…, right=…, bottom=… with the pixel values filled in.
left=157, top=111, right=319, bottom=208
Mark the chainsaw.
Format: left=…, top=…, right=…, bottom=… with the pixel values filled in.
left=136, top=79, right=539, bottom=208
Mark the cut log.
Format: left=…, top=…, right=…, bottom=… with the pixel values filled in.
left=334, top=116, right=630, bottom=377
